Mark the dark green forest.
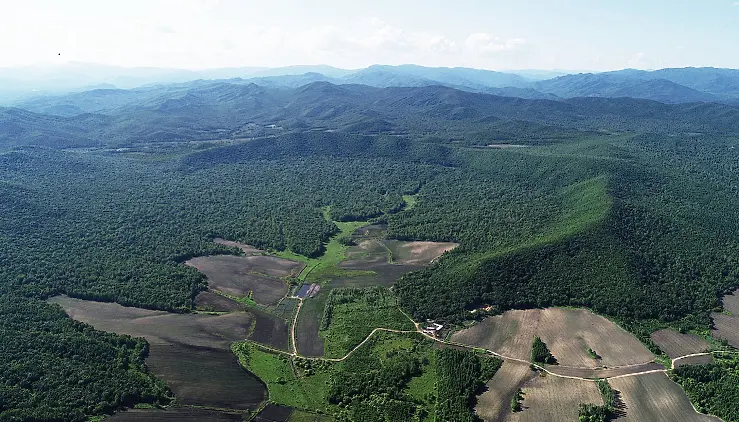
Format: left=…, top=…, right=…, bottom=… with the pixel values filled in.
left=672, top=353, right=739, bottom=422
left=1, top=81, right=739, bottom=420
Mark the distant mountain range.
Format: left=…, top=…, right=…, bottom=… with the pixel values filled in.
left=5, top=63, right=739, bottom=113
left=4, top=81, right=739, bottom=150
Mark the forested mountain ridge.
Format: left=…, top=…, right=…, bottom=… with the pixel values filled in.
left=2, top=75, right=739, bottom=420
left=4, top=82, right=739, bottom=150
left=12, top=66, right=739, bottom=120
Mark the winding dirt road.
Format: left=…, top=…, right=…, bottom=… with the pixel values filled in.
left=257, top=302, right=731, bottom=383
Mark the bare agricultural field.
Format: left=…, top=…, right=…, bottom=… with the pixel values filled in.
left=49, top=296, right=266, bottom=411
left=107, top=408, right=245, bottom=421
left=350, top=223, right=388, bottom=240
left=383, top=240, right=458, bottom=265
left=195, top=291, right=246, bottom=312
left=545, top=362, right=664, bottom=379
left=721, top=289, right=739, bottom=314
left=49, top=296, right=252, bottom=348
left=146, top=343, right=265, bottom=409
left=673, top=354, right=713, bottom=368
left=186, top=255, right=290, bottom=305
left=213, top=237, right=263, bottom=254
left=253, top=404, right=294, bottom=422
left=342, top=239, right=389, bottom=265
left=451, top=308, right=654, bottom=367
left=249, top=309, right=290, bottom=351
left=507, top=374, right=603, bottom=422
left=711, top=290, right=739, bottom=348
left=535, top=308, right=654, bottom=367
left=295, top=288, right=328, bottom=357
left=451, top=309, right=541, bottom=361
left=333, top=263, right=423, bottom=288
left=188, top=254, right=304, bottom=279
left=475, top=362, right=536, bottom=422
left=650, top=329, right=710, bottom=358
left=610, top=372, right=721, bottom=422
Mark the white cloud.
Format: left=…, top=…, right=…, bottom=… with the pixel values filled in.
left=627, top=52, right=649, bottom=67
left=362, top=19, right=458, bottom=55
left=0, top=2, right=525, bottom=69
left=464, top=33, right=526, bottom=55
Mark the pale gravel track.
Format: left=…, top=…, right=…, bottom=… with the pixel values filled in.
left=261, top=303, right=723, bottom=383
left=247, top=269, right=738, bottom=386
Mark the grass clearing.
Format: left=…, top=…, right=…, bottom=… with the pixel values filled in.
left=232, top=342, right=336, bottom=414
left=404, top=355, right=437, bottom=405
left=319, top=286, right=415, bottom=358
left=402, top=194, right=418, bottom=210
left=276, top=220, right=372, bottom=283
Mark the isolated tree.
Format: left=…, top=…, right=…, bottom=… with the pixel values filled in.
left=531, top=336, right=556, bottom=364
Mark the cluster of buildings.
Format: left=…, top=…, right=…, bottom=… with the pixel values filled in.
left=422, top=322, right=444, bottom=336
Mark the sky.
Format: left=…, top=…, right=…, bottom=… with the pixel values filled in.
left=2, top=0, right=738, bottom=71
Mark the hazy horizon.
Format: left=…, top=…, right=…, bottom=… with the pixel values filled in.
left=1, top=60, right=735, bottom=74
left=3, top=0, right=739, bottom=71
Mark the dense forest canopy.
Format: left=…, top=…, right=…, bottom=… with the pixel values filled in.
left=1, top=81, right=739, bottom=420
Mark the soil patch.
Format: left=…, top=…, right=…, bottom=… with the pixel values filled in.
left=610, top=372, right=721, bottom=422
left=508, top=374, right=602, bottom=422
left=351, top=223, right=388, bottom=240
left=382, top=240, right=458, bottom=265
left=107, top=408, right=244, bottom=421
left=253, top=404, right=294, bottom=422
left=451, top=308, right=654, bottom=367
left=146, top=343, right=265, bottom=409
left=195, top=291, right=246, bottom=312
left=343, top=239, right=389, bottom=265
left=334, top=262, right=423, bottom=288
left=673, top=354, right=713, bottom=368
left=186, top=255, right=290, bottom=305
left=451, top=309, right=540, bottom=361
left=474, top=362, right=536, bottom=422
left=711, top=290, right=739, bottom=348
left=188, top=254, right=304, bottom=279
left=295, top=288, right=328, bottom=357
left=214, top=238, right=263, bottom=254
left=535, top=308, right=654, bottom=368
left=650, top=329, right=710, bottom=359
left=49, top=296, right=252, bottom=348
left=49, top=296, right=266, bottom=411
left=249, top=309, right=290, bottom=351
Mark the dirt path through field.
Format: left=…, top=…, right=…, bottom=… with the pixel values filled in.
left=257, top=304, right=708, bottom=383
left=290, top=298, right=302, bottom=355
